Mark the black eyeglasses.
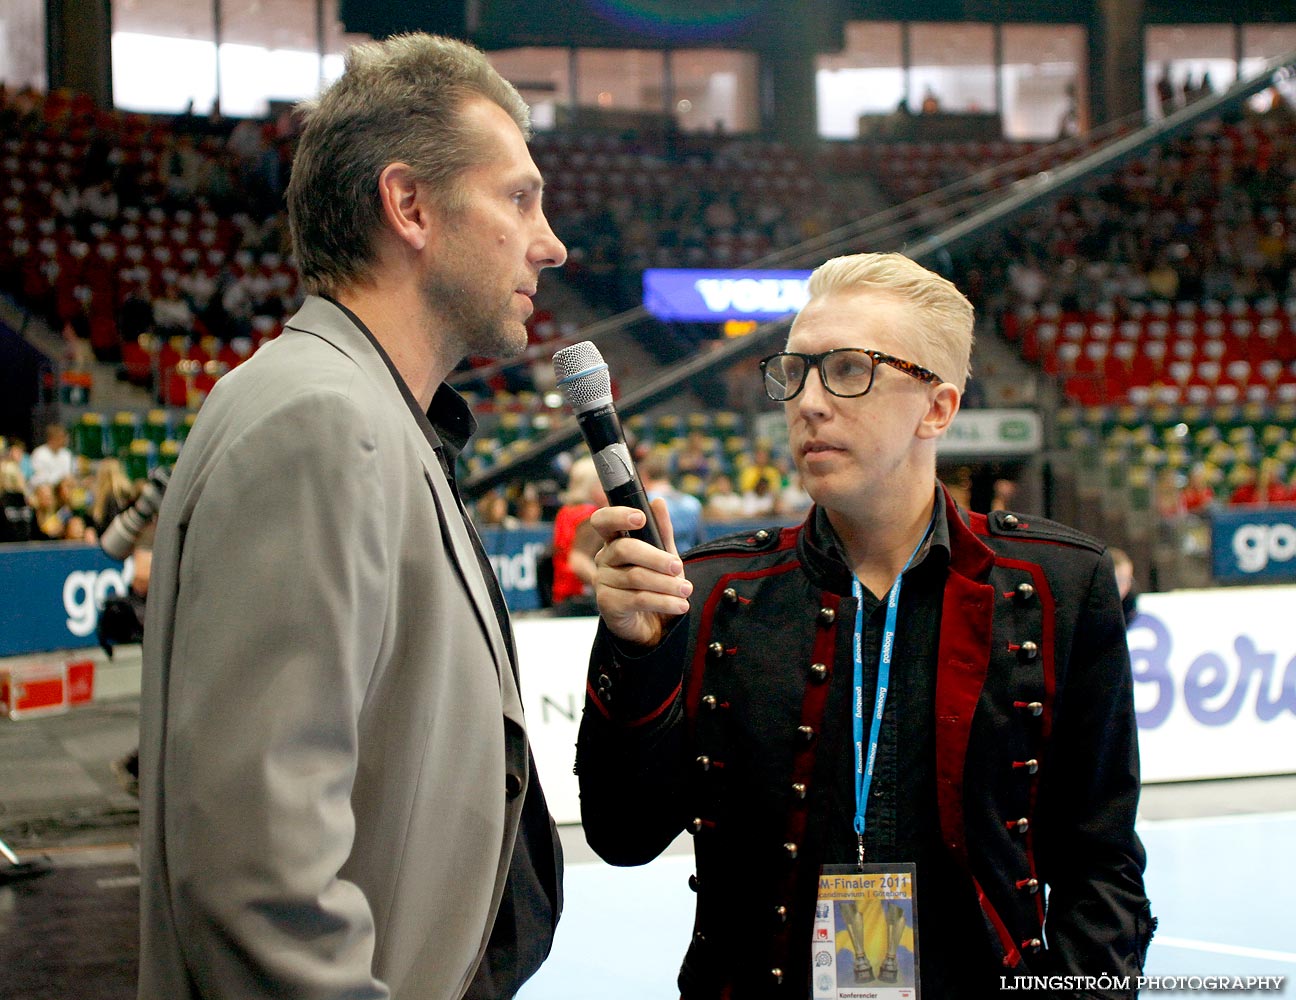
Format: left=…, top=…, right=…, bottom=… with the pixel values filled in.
left=759, top=348, right=944, bottom=401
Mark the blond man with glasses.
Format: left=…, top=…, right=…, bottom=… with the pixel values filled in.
left=577, top=252, right=1153, bottom=998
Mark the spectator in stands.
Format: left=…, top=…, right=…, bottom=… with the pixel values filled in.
left=101, top=543, right=153, bottom=796
left=1007, top=256, right=1048, bottom=306
left=3, top=84, right=39, bottom=129
left=991, top=477, right=1019, bottom=512
left=1144, top=253, right=1180, bottom=300
left=136, top=34, right=567, bottom=1000
left=1187, top=71, right=1213, bottom=104
left=672, top=428, right=716, bottom=482
left=1180, top=464, right=1216, bottom=514
left=476, top=488, right=519, bottom=529
left=119, top=278, right=156, bottom=342
left=4, top=439, right=33, bottom=483
left=226, top=118, right=265, bottom=169
left=515, top=485, right=545, bottom=526
left=1057, top=82, right=1080, bottom=139
left=90, top=458, right=135, bottom=537
left=1154, top=63, right=1175, bottom=117
left=51, top=181, right=81, bottom=228
left=702, top=472, right=744, bottom=521
left=883, top=97, right=915, bottom=138
left=152, top=277, right=195, bottom=337
left=577, top=251, right=1153, bottom=994
left=30, top=482, right=62, bottom=539
left=1155, top=467, right=1188, bottom=520
left=81, top=178, right=120, bottom=227
left=1110, top=546, right=1140, bottom=628
left=551, top=455, right=605, bottom=616
left=737, top=440, right=783, bottom=496
left=217, top=265, right=257, bottom=340
left=202, top=150, right=239, bottom=215
left=28, top=424, right=73, bottom=489
left=1231, top=460, right=1288, bottom=506
left=179, top=267, right=218, bottom=318
left=944, top=465, right=973, bottom=510
left=777, top=470, right=813, bottom=519
left=739, top=469, right=777, bottom=518
left=163, top=136, right=205, bottom=207
left=641, top=450, right=704, bottom=552
left=0, top=460, right=36, bottom=542
left=62, top=512, right=93, bottom=542
left=60, top=317, right=94, bottom=373
left=958, top=371, right=987, bottom=409
left=50, top=476, right=83, bottom=533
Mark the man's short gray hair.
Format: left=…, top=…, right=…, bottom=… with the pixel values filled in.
left=287, top=33, right=530, bottom=297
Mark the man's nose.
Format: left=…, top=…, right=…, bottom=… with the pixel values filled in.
left=794, top=363, right=831, bottom=415
left=532, top=212, right=566, bottom=270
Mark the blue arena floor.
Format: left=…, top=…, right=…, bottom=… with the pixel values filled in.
left=521, top=812, right=1296, bottom=999
left=2, top=699, right=1293, bottom=997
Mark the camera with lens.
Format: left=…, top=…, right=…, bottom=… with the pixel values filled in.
left=98, top=589, right=146, bottom=657
left=101, top=465, right=171, bottom=561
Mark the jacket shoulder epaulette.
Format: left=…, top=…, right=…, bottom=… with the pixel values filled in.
left=683, top=524, right=791, bottom=562
left=984, top=509, right=1106, bottom=555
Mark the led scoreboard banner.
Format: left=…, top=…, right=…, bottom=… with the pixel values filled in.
left=643, top=268, right=812, bottom=323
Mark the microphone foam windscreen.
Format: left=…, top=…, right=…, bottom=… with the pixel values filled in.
left=553, top=341, right=612, bottom=411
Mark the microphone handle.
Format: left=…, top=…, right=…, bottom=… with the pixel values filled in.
left=576, top=402, right=665, bottom=549
left=606, top=479, right=665, bottom=548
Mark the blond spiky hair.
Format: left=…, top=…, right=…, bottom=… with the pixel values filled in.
left=806, top=252, right=974, bottom=391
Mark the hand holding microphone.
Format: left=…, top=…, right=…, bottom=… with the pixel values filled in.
left=553, top=342, right=691, bottom=646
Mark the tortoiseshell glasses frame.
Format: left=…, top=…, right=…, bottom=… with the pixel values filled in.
left=760, top=348, right=944, bottom=401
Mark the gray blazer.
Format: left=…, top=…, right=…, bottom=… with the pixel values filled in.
left=137, top=297, right=556, bottom=999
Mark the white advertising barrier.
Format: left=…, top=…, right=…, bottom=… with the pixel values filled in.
left=515, top=587, right=1296, bottom=823
left=515, top=616, right=600, bottom=825
left=1129, top=587, right=1296, bottom=783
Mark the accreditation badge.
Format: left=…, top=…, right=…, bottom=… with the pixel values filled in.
left=811, top=864, right=920, bottom=1000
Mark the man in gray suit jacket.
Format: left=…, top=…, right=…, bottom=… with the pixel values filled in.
left=137, top=34, right=567, bottom=999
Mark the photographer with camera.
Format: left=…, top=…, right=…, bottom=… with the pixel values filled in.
left=98, top=464, right=168, bottom=796
left=100, top=464, right=169, bottom=561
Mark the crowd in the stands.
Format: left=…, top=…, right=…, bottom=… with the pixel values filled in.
left=3, top=82, right=1296, bottom=550
left=1, top=424, right=139, bottom=543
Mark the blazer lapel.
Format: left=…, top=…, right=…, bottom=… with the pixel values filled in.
left=424, top=464, right=525, bottom=726
left=287, top=296, right=523, bottom=726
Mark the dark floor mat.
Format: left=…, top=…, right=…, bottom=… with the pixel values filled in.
left=0, top=849, right=138, bottom=1000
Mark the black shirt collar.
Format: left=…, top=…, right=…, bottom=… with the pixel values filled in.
left=798, top=484, right=952, bottom=596
left=322, top=294, right=476, bottom=466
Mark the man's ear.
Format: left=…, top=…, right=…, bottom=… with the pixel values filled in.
left=915, top=382, right=961, bottom=440
left=377, top=163, right=431, bottom=253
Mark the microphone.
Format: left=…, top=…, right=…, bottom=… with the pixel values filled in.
left=553, top=341, right=664, bottom=549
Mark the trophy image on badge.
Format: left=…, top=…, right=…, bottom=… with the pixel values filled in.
left=879, top=901, right=906, bottom=983
left=840, top=901, right=875, bottom=983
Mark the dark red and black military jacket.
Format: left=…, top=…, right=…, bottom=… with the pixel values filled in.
left=576, top=487, right=1153, bottom=999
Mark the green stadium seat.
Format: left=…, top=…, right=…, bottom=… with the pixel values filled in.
left=175, top=412, right=198, bottom=442
left=109, top=412, right=138, bottom=457
left=142, top=409, right=169, bottom=446
left=124, top=438, right=153, bottom=481
left=71, top=413, right=105, bottom=461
